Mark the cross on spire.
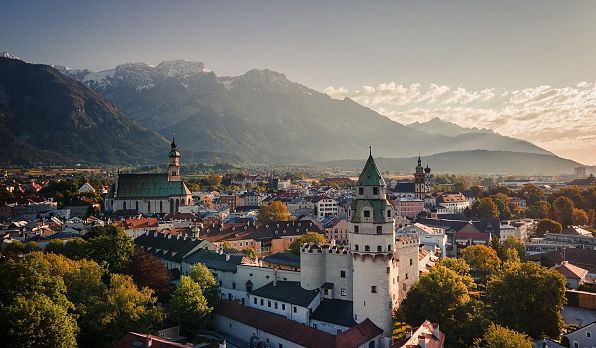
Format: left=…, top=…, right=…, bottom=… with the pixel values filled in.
left=369, top=145, right=372, bottom=156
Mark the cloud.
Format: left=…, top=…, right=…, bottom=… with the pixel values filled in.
left=324, top=82, right=596, bottom=165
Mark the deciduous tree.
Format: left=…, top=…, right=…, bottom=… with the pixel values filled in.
left=257, top=201, right=291, bottom=222
left=535, top=218, right=562, bottom=237
left=473, top=198, right=499, bottom=219
left=189, top=263, right=220, bottom=306
left=168, top=276, right=212, bottom=336
left=288, top=232, right=327, bottom=255
left=473, top=323, right=533, bottom=348
left=125, top=248, right=172, bottom=301
left=461, top=245, right=501, bottom=277
left=486, top=262, right=566, bottom=338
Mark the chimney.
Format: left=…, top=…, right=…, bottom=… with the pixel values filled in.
left=225, top=253, right=230, bottom=261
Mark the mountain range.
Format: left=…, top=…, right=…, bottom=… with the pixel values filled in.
left=0, top=54, right=585, bottom=174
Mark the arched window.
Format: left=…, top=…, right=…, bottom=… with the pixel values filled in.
left=369, top=341, right=375, bottom=348
left=355, top=244, right=359, bottom=251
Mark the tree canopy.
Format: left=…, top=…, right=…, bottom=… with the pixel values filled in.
left=188, top=263, right=220, bottom=306
left=257, top=201, right=291, bottom=222
left=168, top=276, right=213, bottom=337
left=473, top=323, right=533, bottom=348
left=534, top=218, right=562, bottom=237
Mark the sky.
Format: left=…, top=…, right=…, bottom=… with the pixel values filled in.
left=2, top=0, right=595, bottom=164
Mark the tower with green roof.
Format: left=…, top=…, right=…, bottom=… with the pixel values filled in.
left=349, top=148, right=397, bottom=338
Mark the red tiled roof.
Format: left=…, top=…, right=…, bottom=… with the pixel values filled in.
left=336, top=319, right=383, bottom=348
left=551, top=262, right=588, bottom=280
left=394, top=320, right=445, bottom=348
left=215, top=301, right=383, bottom=348
left=111, top=332, right=191, bottom=348
left=455, top=230, right=490, bottom=242
left=215, top=301, right=336, bottom=348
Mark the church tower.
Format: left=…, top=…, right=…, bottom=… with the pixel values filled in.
left=414, top=155, right=425, bottom=199
left=424, top=163, right=432, bottom=195
left=349, top=148, right=397, bottom=337
left=168, top=136, right=181, bottom=182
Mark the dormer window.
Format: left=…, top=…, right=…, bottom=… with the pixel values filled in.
left=373, top=187, right=379, bottom=195
left=359, top=187, right=364, bottom=195
left=364, top=210, right=370, bottom=218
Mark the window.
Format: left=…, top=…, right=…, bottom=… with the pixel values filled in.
left=337, top=329, right=342, bottom=334
left=359, top=187, right=364, bottom=195
left=341, top=288, right=346, bottom=296
left=340, top=270, right=346, bottom=278
left=279, top=344, right=283, bottom=348
left=254, top=298, right=257, bottom=305
left=377, top=245, right=382, bottom=252
left=587, top=332, right=591, bottom=338
left=282, top=304, right=286, bottom=310
left=274, top=302, right=278, bottom=309
left=369, top=341, right=375, bottom=348
left=293, top=306, right=297, bottom=313
left=386, top=267, right=390, bottom=274
left=312, top=323, right=317, bottom=329
left=410, top=258, right=413, bottom=266
left=260, top=299, right=264, bottom=306
left=232, top=282, right=236, bottom=289
left=406, top=273, right=409, bottom=279
left=365, top=245, right=370, bottom=251
left=388, top=245, right=392, bottom=251
left=387, top=210, right=391, bottom=217
left=354, top=225, right=359, bottom=233
left=373, top=187, right=379, bottom=195
left=355, top=244, right=359, bottom=251
left=371, top=286, right=377, bottom=293
left=376, top=226, right=382, bottom=234
left=268, top=300, right=271, bottom=307
left=573, top=343, right=578, bottom=348
left=402, top=283, right=407, bottom=291
left=364, top=210, right=370, bottom=218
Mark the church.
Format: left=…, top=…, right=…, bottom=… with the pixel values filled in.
left=393, top=156, right=432, bottom=199
left=104, top=138, right=192, bottom=215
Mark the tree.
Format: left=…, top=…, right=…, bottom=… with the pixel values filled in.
left=45, top=239, right=65, bottom=254
left=395, top=265, right=487, bottom=347
left=0, top=294, right=79, bottom=348
left=572, top=208, right=589, bottom=226
left=468, top=185, right=484, bottom=198
left=497, top=236, right=526, bottom=261
left=461, top=245, right=501, bottom=277
left=242, top=247, right=258, bottom=260
left=125, top=248, right=172, bottom=301
left=473, top=198, right=499, bottom=219
left=492, top=193, right=512, bottom=220
left=168, top=276, right=212, bottom=336
left=438, top=257, right=476, bottom=290
left=486, top=262, right=566, bottom=338
left=553, top=196, right=575, bottom=227
left=188, top=263, right=220, bottom=306
left=520, top=184, right=544, bottom=205
left=93, top=274, right=164, bottom=346
left=526, top=201, right=551, bottom=219
left=257, top=201, right=291, bottom=222
left=288, top=232, right=327, bottom=255
left=535, top=218, right=562, bottom=237
left=473, top=323, right=533, bottom=348
left=86, top=226, right=134, bottom=272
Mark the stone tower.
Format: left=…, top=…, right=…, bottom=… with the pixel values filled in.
left=414, top=155, right=425, bottom=199
left=349, top=149, right=397, bottom=337
left=168, top=136, right=181, bottom=182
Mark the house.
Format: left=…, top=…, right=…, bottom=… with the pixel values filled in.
left=78, top=182, right=96, bottom=194
left=435, top=193, right=470, bottom=215
left=567, top=174, right=596, bottom=188
left=454, top=230, right=491, bottom=257
left=562, top=321, right=596, bottom=348
left=220, top=193, right=241, bottom=212
left=323, top=217, right=349, bottom=245
left=526, top=249, right=596, bottom=276
left=393, top=198, right=424, bottom=219
left=394, top=320, right=445, bottom=348
left=312, top=196, right=339, bottom=220
left=399, top=223, right=447, bottom=258
left=551, top=261, right=589, bottom=289
left=214, top=300, right=384, bottom=348
left=111, top=332, right=192, bottom=348
left=134, top=231, right=217, bottom=270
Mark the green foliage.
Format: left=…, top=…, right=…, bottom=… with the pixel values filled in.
left=257, top=201, right=291, bottom=222
left=85, top=226, right=134, bottom=272
left=461, top=245, right=501, bottom=277
left=486, top=262, right=566, bottom=338
left=189, top=263, right=220, bottom=306
left=438, top=257, right=476, bottom=290
left=473, top=323, right=533, bottom=348
left=472, top=198, right=499, bottom=219
left=288, top=232, right=327, bottom=255
left=496, top=236, right=526, bottom=261
left=535, top=218, right=562, bottom=237
left=168, top=276, right=213, bottom=337
left=92, top=274, right=164, bottom=346
left=519, top=184, right=544, bottom=205
left=0, top=294, right=79, bottom=348
left=395, top=265, right=488, bottom=347
left=526, top=201, right=551, bottom=219
left=242, top=247, right=258, bottom=260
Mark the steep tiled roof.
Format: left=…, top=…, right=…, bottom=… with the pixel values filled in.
left=215, top=301, right=336, bottom=348
left=526, top=249, right=596, bottom=274
left=335, top=319, right=383, bottom=347
left=394, top=182, right=415, bottom=193
left=134, top=232, right=204, bottom=263
left=182, top=249, right=245, bottom=272
left=356, top=154, right=386, bottom=187
left=110, top=174, right=190, bottom=199
left=200, top=221, right=322, bottom=243
left=250, top=281, right=319, bottom=307
left=262, top=252, right=300, bottom=267
left=393, top=320, right=445, bottom=348
left=311, top=299, right=357, bottom=328
left=551, top=261, right=588, bottom=280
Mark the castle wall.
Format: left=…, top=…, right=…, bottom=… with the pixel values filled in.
left=300, top=244, right=326, bottom=290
